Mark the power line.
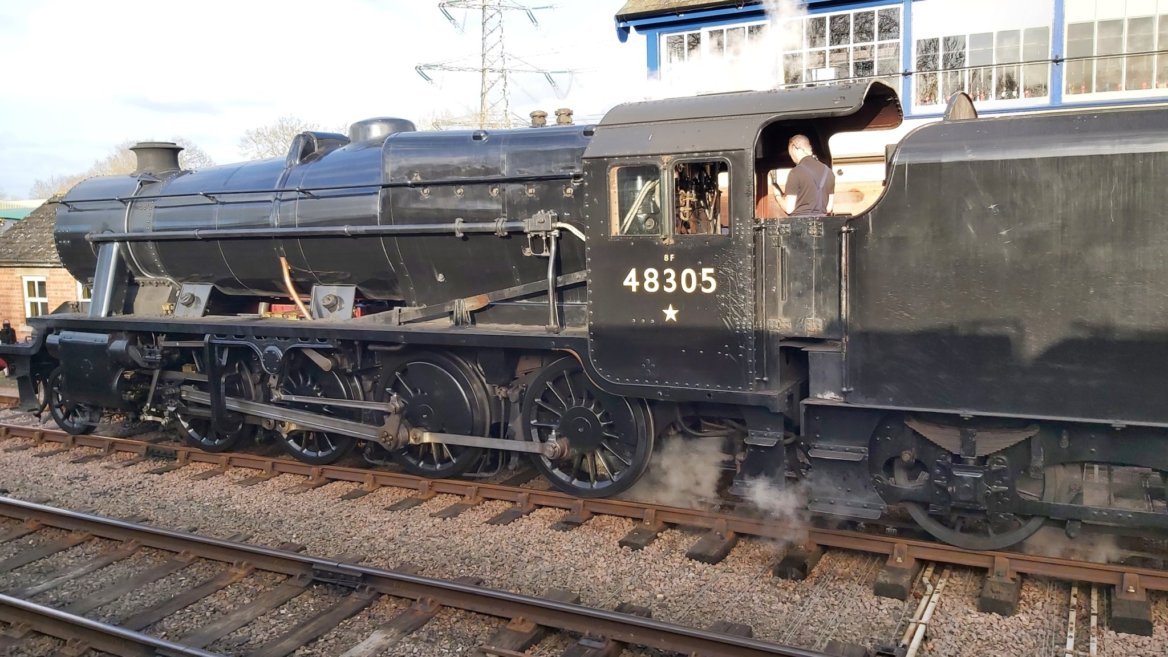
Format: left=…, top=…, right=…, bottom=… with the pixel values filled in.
left=416, top=0, right=572, bottom=129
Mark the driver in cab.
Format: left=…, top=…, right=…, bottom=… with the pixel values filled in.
left=775, top=134, right=835, bottom=216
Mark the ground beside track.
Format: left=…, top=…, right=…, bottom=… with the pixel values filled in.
left=0, top=409, right=1164, bottom=656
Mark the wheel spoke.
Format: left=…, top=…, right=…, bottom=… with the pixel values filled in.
left=601, top=442, right=632, bottom=467
left=394, top=372, right=417, bottom=398
left=594, top=451, right=615, bottom=480
left=562, top=373, right=578, bottom=406
left=534, top=399, right=563, bottom=417
left=545, top=381, right=568, bottom=410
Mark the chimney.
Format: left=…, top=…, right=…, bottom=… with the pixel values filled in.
left=554, top=108, right=574, bottom=125
left=130, top=142, right=184, bottom=174
left=348, top=117, right=416, bottom=143
left=530, top=110, right=548, bottom=127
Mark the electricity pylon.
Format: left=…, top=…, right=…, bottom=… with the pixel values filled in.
left=416, top=0, right=570, bottom=129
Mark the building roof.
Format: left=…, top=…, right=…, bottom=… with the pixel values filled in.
left=0, top=199, right=61, bottom=267
left=615, top=0, right=756, bottom=21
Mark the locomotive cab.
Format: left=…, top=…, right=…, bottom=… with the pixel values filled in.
left=582, top=82, right=903, bottom=408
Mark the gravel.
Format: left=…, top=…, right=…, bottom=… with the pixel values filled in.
left=0, top=413, right=1160, bottom=656
left=916, top=569, right=1067, bottom=657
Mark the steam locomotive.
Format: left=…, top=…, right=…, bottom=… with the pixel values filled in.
left=6, top=80, right=1168, bottom=550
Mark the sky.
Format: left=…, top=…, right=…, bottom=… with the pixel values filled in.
left=0, top=0, right=644, bottom=198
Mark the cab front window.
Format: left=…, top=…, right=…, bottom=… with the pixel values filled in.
left=610, top=164, right=662, bottom=236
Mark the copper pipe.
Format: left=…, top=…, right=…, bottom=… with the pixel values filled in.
left=278, top=256, right=312, bottom=320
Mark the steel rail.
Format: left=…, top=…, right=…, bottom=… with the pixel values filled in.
left=1, top=422, right=1167, bottom=594
left=0, top=497, right=826, bottom=657
left=0, top=592, right=225, bottom=657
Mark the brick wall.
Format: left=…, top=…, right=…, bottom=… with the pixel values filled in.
left=0, top=266, right=84, bottom=341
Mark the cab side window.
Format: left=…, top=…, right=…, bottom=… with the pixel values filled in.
left=610, top=164, right=662, bottom=236
left=673, top=160, right=729, bottom=236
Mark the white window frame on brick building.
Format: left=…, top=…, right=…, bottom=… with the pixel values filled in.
left=22, top=276, right=48, bottom=319
left=76, top=281, right=91, bottom=302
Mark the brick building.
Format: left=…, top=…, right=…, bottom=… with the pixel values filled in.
left=0, top=199, right=87, bottom=341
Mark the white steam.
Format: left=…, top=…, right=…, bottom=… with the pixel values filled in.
left=622, top=436, right=727, bottom=509
left=742, top=475, right=810, bottom=547
left=1020, top=526, right=1125, bottom=564
left=640, top=0, right=807, bottom=98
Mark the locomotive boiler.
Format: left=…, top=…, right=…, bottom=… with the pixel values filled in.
left=7, top=80, right=1168, bottom=551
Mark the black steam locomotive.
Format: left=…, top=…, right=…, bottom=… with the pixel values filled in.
left=6, top=81, right=1168, bottom=550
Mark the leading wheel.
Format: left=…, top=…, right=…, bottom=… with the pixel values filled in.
left=520, top=357, right=653, bottom=497
left=379, top=351, right=489, bottom=478
left=45, top=368, right=98, bottom=435
left=273, top=351, right=362, bottom=465
left=177, top=353, right=261, bottom=452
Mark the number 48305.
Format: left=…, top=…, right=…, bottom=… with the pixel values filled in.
left=622, top=267, right=716, bottom=294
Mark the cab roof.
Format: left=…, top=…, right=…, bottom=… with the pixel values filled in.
left=585, top=81, right=902, bottom=158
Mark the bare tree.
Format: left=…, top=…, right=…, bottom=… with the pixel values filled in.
left=238, top=116, right=347, bottom=160
left=27, top=138, right=214, bottom=197
left=28, top=176, right=74, bottom=199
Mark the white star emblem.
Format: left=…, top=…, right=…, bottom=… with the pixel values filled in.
left=663, top=304, right=679, bottom=322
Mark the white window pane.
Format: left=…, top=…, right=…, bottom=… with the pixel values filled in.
left=1096, top=19, right=1124, bottom=92
left=807, top=16, right=826, bottom=48
left=854, top=11, right=875, bottom=43
left=666, top=34, right=684, bottom=64
left=1127, top=16, right=1155, bottom=90
left=830, top=13, right=851, bottom=46
left=877, top=8, right=900, bottom=41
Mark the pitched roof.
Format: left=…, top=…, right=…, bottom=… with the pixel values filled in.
left=615, top=0, right=759, bottom=20
left=0, top=199, right=61, bottom=267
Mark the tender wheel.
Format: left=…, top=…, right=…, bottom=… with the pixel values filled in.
left=274, top=351, right=361, bottom=465
left=520, top=357, right=653, bottom=497
left=892, top=459, right=1049, bottom=550
left=45, top=368, right=97, bottom=435
left=379, top=351, right=489, bottom=478
left=881, top=419, right=1056, bottom=550
left=178, top=353, right=261, bottom=452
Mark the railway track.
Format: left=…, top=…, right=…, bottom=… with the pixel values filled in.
left=0, top=496, right=828, bottom=657
left=0, top=419, right=1164, bottom=645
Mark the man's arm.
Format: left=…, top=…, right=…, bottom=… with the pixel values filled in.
left=783, top=194, right=797, bottom=214
left=825, top=193, right=834, bottom=214
left=783, top=169, right=801, bottom=214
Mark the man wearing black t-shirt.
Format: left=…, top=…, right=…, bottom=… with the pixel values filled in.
left=781, top=134, right=835, bottom=216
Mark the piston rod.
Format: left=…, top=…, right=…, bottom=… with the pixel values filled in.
left=181, top=388, right=568, bottom=458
